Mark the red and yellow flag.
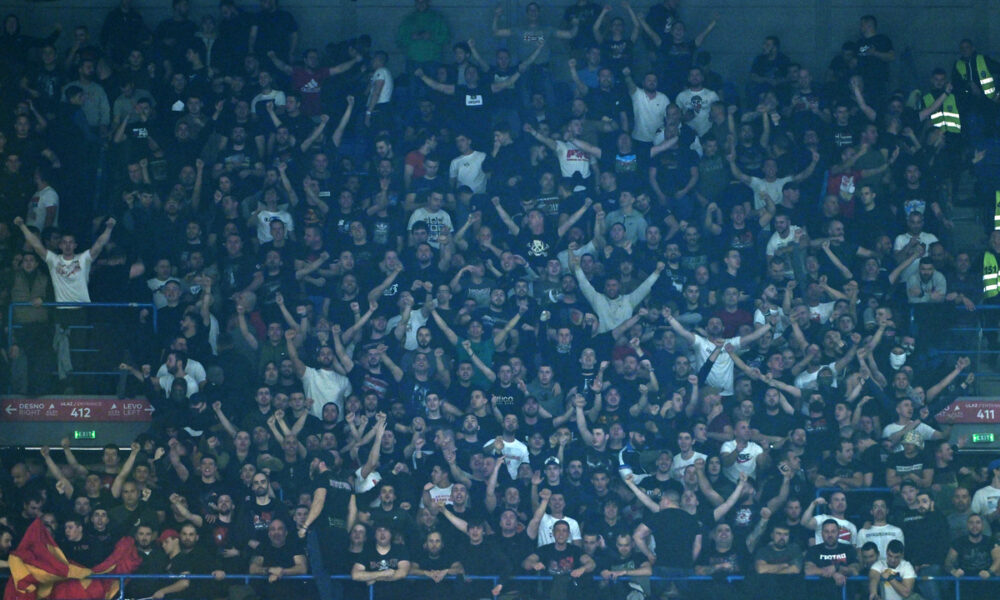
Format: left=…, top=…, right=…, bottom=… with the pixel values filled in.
left=4, top=519, right=141, bottom=600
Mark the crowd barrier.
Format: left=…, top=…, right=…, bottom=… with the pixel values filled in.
left=3, top=572, right=998, bottom=600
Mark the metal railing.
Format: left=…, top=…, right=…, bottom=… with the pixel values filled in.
left=6, top=302, right=157, bottom=392
left=4, top=572, right=998, bottom=600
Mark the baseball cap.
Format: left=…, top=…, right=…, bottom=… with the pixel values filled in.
left=544, top=457, right=561, bottom=466
left=157, top=529, right=179, bottom=543
left=988, top=458, right=1000, bottom=471
left=902, top=431, right=924, bottom=448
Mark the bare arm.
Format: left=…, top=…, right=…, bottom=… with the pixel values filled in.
left=13, top=217, right=49, bottom=259
left=89, top=217, right=117, bottom=259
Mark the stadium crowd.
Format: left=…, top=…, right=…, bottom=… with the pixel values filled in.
left=1, top=0, right=1000, bottom=599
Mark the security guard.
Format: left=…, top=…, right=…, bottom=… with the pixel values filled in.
left=954, top=40, right=999, bottom=100
left=985, top=229, right=1000, bottom=300
left=920, top=70, right=960, bottom=133
left=953, top=38, right=1000, bottom=142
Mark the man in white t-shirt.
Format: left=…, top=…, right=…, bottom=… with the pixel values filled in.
left=26, top=166, right=59, bottom=230
left=16, top=216, right=116, bottom=304
left=449, top=133, right=488, bottom=194
left=484, top=414, right=530, bottom=479
left=523, top=120, right=593, bottom=180
left=868, top=540, right=917, bottom=600
left=623, top=67, right=669, bottom=144
left=803, top=491, right=858, bottom=545
left=720, top=420, right=767, bottom=482
left=855, top=499, right=904, bottom=559
left=407, top=190, right=453, bottom=248
left=765, top=214, right=802, bottom=258
left=729, top=153, right=820, bottom=212
left=674, top=67, right=720, bottom=137
left=15, top=216, right=116, bottom=382
left=664, top=310, right=773, bottom=396
left=286, top=329, right=352, bottom=419
left=365, top=50, right=394, bottom=128
left=892, top=212, right=938, bottom=283
left=151, top=350, right=200, bottom=397
left=249, top=70, right=287, bottom=114
left=670, top=430, right=707, bottom=479
left=881, top=397, right=948, bottom=452
left=971, top=458, right=1000, bottom=519
left=156, top=336, right=208, bottom=389
left=531, top=489, right=582, bottom=546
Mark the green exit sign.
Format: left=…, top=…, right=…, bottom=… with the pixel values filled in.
left=971, top=433, right=995, bottom=443
left=73, top=430, right=96, bottom=440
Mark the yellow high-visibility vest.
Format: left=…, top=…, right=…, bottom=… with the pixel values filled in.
left=956, top=54, right=998, bottom=100
left=923, top=92, right=961, bottom=133
left=984, top=249, right=999, bottom=298
left=995, top=190, right=1000, bottom=230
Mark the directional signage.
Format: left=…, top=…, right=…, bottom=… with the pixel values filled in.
left=935, top=398, right=1000, bottom=424
left=0, top=397, right=153, bottom=422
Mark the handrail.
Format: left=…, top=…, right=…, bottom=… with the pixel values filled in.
left=7, top=302, right=158, bottom=335
left=815, top=486, right=892, bottom=498
left=6, top=301, right=158, bottom=393
left=2, top=572, right=996, bottom=600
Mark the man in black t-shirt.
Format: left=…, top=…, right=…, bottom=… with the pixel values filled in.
left=752, top=524, right=803, bottom=600
left=598, top=532, right=653, bottom=600
left=409, top=530, right=462, bottom=596
left=301, top=453, right=355, bottom=600
left=234, top=472, right=292, bottom=552
left=633, top=487, right=701, bottom=571
left=804, top=519, right=860, bottom=599
left=945, top=514, right=999, bottom=600
left=695, top=522, right=749, bottom=600
left=352, top=524, right=412, bottom=600
left=856, top=15, right=894, bottom=103
left=523, top=520, right=595, bottom=600
left=250, top=519, right=308, bottom=600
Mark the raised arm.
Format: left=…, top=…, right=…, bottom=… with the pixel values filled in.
left=526, top=488, right=550, bottom=540
left=636, top=15, right=660, bottom=46
left=493, top=311, right=522, bottom=347
left=359, top=414, right=387, bottom=479
left=622, top=66, right=638, bottom=95
left=13, top=217, right=49, bottom=259
left=623, top=474, right=661, bottom=512
left=522, top=123, right=558, bottom=152
left=89, top=217, right=117, bottom=259
left=413, top=68, right=455, bottom=95
left=557, top=197, right=593, bottom=237
left=491, top=5, right=512, bottom=37
left=486, top=196, right=521, bottom=237
left=693, top=14, right=718, bottom=47
left=40, top=445, right=75, bottom=498
left=110, top=442, right=142, bottom=497
left=712, top=474, right=748, bottom=521
left=431, top=308, right=460, bottom=346
left=727, top=151, right=752, bottom=185
left=663, top=308, right=697, bottom=344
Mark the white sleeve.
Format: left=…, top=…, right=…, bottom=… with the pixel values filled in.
left=971, top=490, right=986, bottom=515
left=569, top=520, right=582, bottom=541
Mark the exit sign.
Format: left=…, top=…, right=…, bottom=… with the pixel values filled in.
left=74, top=430, right=96, bottom=440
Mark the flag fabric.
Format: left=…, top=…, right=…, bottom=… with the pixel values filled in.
left=4, top=519, right=141, bottom=600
